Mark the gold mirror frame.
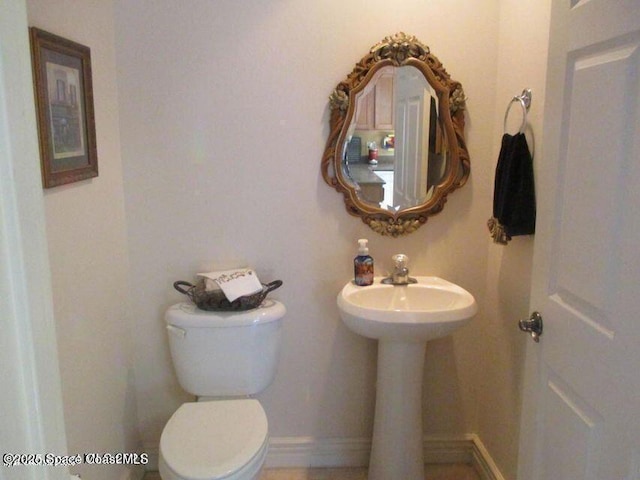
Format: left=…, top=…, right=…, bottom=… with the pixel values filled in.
left=321, top=33, right=470, bottom=237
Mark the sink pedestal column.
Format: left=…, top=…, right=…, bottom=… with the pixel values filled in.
left=368, top=340, right=426, bottom=480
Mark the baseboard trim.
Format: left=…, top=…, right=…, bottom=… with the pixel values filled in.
left=266, top=434, right=504, bottom=479
left=144, top=433, right=505, bottom=480
left=469, top=434, right=506, bottom=480
left=265, top=436, right=370, bottom=468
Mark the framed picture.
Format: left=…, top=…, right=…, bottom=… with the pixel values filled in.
left=29, top=27, right=98, bottom=188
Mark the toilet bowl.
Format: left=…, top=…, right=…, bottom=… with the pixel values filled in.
left=159, top=400, right=268, bottom=480
left=160, top=300, right=285, bottom=480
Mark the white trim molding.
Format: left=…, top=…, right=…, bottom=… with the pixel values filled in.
left=469, top=434, right=507, bottom=480
left=144, top=433, right=505, bottom=479
left=265, top=437, right=371, bottom=468
left=266, top=434, right=505, bottom=480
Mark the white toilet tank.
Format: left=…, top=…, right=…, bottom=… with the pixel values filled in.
left=165, top=300, right=285, bottom=397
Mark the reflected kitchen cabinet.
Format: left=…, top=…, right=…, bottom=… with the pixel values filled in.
left=355, top=68, right=395, bottom=131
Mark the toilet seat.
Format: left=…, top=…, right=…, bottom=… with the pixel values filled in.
left=159, top=399, right=268, bottom=480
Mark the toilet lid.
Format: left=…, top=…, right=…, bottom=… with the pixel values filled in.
left=160, top=399, right=268, bottom=480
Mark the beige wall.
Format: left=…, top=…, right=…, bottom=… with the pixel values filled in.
left=479, top=1, right=552, bottom=478
left=26, top=2, right=141, bottom=479
left=113, top=0, right=498, bottom=460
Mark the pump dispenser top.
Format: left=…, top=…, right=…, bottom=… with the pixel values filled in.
left=354, top=239, right=374, bottom=286
left=358, top=239, right=369, bottom=255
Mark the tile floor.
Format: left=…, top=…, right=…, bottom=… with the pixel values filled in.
left=143, top=464, right=480, bottom=480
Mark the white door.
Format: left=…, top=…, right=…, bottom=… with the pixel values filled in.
left=393, top=67, right=430, bottom=208
left=517, top=1, right=640, bottom=479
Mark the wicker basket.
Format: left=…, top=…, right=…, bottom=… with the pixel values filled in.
left=173, top=279, right=282, bottom=311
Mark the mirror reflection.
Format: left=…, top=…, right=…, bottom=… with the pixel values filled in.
left=341, top=65, right=448, bottom=210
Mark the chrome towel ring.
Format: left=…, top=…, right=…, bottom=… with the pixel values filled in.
left=503, top=88, right=532, bottom=134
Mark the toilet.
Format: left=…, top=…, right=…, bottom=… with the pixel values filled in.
left=159, top=299, right=286, bottom=480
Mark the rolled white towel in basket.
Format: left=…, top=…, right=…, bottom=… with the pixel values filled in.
left=197, top=268, right=263, bottom=302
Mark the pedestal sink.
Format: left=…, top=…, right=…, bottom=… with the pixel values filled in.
left=337, top=276, right=477, bottom=480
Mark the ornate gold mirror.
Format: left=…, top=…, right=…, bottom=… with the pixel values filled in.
left=321, top=33, right=469, bottom=236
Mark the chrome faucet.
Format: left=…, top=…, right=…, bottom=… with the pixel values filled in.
left=382, top=254, right=417, bottom=285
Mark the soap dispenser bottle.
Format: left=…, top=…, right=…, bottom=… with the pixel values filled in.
left=354, top=239, right=374, bottom=286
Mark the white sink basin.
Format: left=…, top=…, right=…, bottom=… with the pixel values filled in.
left=338, top=276, right=477, bottom=341
left=337, top=275, right=477, bottom=480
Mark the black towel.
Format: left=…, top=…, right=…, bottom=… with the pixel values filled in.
left=488, top=133, right=536, bottom=244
